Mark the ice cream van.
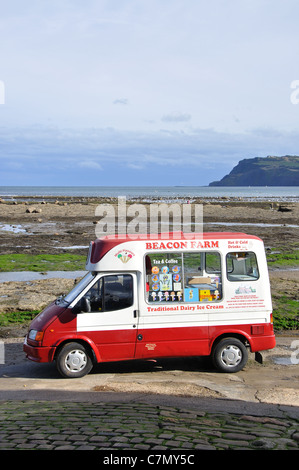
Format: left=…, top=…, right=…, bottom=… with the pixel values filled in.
left=24, top=232, right=276, bottom=378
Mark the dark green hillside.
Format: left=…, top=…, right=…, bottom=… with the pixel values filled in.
left=209, top=155, right=299, bottom=186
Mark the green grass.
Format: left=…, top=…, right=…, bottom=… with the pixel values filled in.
left=0, top=310, right=40, bottom=327
left=272, top=296, right=299, bottom=330
left=266, top=245, right=299, bottom=268
left=0, top=253, right=86, bottom=272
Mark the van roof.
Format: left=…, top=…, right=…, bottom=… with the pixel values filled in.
left=89, top=232, right=261, bottom=264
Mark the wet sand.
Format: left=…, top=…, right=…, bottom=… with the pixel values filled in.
left=0, top=197, right=298, bottom=255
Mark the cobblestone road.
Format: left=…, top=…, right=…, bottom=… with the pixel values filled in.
left=0, top=400, right=298, bottom=451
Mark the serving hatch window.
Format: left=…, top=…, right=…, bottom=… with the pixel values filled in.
left=226, top=252, right=259, bottom=281
left=145, top=252, right=222, bottom=303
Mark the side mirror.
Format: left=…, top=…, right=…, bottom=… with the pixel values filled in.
left=80, top=296, right=91, bottom=312
left=72, top=296, right=91, bottom=313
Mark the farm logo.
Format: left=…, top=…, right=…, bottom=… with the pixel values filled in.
left=145, top=343, right=157, bottom=351
left=115, top=249, right=135, bottom=263
left=235, top=285, right=256, bottom=295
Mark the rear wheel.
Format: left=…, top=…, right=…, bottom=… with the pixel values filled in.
left=212, top=338, right=248, bottom=373
left=56, top=342, right=93, bottom=378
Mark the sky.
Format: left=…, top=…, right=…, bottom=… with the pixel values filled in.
left=0, top=0, right=299, bottom=186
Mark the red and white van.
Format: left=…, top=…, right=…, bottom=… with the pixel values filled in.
left=24, top=232, right=275, bottom=377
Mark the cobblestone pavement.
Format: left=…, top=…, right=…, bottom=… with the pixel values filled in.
left=0, top=400, right=298, bottom=451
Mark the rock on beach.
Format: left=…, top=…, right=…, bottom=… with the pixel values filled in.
left=0, top=278, right=76, bottom=312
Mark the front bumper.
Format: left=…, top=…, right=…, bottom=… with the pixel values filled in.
left=23, top=336, right=55, bottom=363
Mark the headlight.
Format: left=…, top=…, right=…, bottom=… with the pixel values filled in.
left=28, top=329, right=44, bottom=341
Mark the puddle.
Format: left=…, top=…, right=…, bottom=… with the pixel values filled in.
left=0, top=224, right=27, bottom=234
left=272, top=356, right=296, bottom=366
left=206, top=222, right=299, bottom=228
left=0, top=271, right=87, bottom=283
left=54, top=245, right=89, bottom=250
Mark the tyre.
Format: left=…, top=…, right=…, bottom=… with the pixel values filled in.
left=56, top=342, right=93, bottom=378
left=212, top=338, right=248, bottom=373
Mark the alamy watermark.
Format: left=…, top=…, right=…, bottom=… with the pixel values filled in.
left=94, top=196, right=203, bottom=239
left=0, top=341, right=4, bottom=364
left=290, top=80, right=299, bottom=104
left=290, top=340, right=299, bottom=364
left=0, top=81, right=5, bottom=105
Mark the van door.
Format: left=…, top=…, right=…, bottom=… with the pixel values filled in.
left=75, top=273, right=138, bottom=362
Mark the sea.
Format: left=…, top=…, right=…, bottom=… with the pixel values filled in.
left=0, top=186, right=299, bottom=202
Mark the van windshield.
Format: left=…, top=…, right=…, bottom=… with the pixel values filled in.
left=63, top=272, right=96, bottom=304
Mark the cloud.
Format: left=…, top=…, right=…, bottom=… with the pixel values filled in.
left=113, top=99, right=128, bottom=105
left=0, top=0, right=298, bottom=189
left=1, top=125, right=299, bottom=186
left=161, top=113, right=191, bottom=123
left=0, top=0, right=298, bottom=138
left=79, top=160, right=103, bottom=170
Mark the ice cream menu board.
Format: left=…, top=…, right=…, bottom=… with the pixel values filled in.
left=148, top=255, right=183, bottom=302
left=146, top=250, right=223, bottom=304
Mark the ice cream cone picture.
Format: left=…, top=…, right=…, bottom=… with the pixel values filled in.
left=170, top=291, right=175, bottom=301
left=117, top=251, right=133, bottom=263
left=115, top=249, right=135, bottom=264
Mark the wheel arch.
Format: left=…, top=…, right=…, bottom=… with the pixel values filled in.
left=210, top=331, right=251, bottom=354
left=53, top=336, right=101, bottom=364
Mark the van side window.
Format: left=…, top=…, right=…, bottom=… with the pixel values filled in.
left=226, top=252, right=259, bottom=281
left=104, top=274, right=133, bottom=311
left=146, top=252, right=222, bottom=303
left=80, top=274, right=133, bottom=312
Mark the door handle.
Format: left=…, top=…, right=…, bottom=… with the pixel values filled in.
left=133, top=310, right=138, bottom=318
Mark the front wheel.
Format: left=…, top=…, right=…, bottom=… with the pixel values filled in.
left=212, top=338, right=248, bottom=373
left=56, top=342, right=93, bottom=378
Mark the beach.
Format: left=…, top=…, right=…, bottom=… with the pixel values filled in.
left=0, top=196, right=298, bottom=254
left=0, top=196, right=298, bottom=318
